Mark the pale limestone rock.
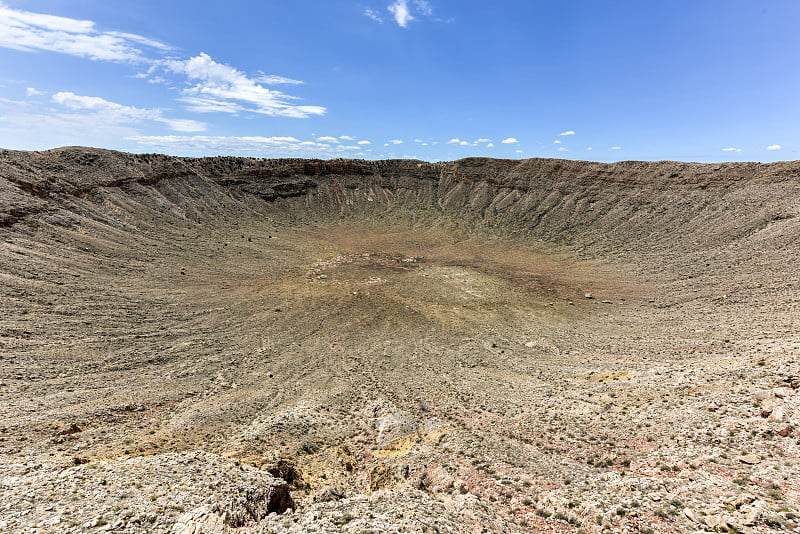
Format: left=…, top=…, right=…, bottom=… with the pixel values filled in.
left=768, top=404, right=786, bottom=422
left=738, top=454, right=761, bottom=465
left=683, top=507, right=702, bottom=524
left=172, top=506, right=228, bottom=534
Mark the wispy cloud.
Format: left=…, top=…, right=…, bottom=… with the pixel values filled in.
left=364, top=9, right=384, bottom=23
left=0, top=3, right=324, bottom=121
left=388, top=0, right=414, bottom=28
left=610, top=146, right=622, bottom=150
left=0, top=92, right=207, bottom=151
left=766, top=144, right=782, bottom=151
left=126, top=135, right=375, bottom=158
left=52, top=91, right=205, bottom=132
left=553, top=140, right=561, bottom=144
left=722, top=147, right=742, bottom=152
left=316, top=136, right=340, bottom=143
left=162, top=53, right=326, bottom=119
left=383, top=1, right=438, bottom=28
left=357, top=140, right=371, bottom=145
left=413, top=0, right=433, bottom=16
left=176, top=96, right=242, bottom=114
left=559, top=130, right=575, bottom=136
left=0, top=1, right=168, bottom=62
left=558, top=147, right=568, bottom=152
left=0, top=98, right=140, bottom=150
left=255, top=74, right=304, bottom=85
left=501, top=137, right=519, bottom=144
left=340, top=135, right=355, bottom=141
left=389, top=139, right=403, bottom=144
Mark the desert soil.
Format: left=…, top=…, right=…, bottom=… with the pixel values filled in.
left=1, top=148, right=799, bottom=533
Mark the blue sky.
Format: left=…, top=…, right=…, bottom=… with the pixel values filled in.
left=1, top=0, right=798, bottom=162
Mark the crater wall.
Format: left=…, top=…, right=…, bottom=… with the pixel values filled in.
left=3, top=147, right=799, bottom=256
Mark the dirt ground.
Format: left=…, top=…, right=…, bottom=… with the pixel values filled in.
left=1, top=148, right=799, bottom=533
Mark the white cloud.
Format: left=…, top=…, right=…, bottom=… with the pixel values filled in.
left=357, top=140, right=371, bottom=145
left=52, top=91, right=205, bottom=132
left=52, top=92, right=120, bottom=111
left=722, top=147, right=742, bottom=152
left=515, top=149, right=523, bottom=153
left=128, top=135, right=309, bottom=155
left=585, top=147, right=593, bottom=151
left=316, top=136, right=340, bottom=143
left=559, top=130, right=575, bottom=136
left=610, top=146, right=622, bottom=150
left=127, top=134, right=394, bottom=159
left=340, top=135, right=355, bottom=141
left=0, top=3, right=326, bottom=128
left=389, top=139, right=403, bottom=144
left=177, top=96, right=243, bottom=114
left=159, top=118, right=207, bottom=132
left=106, top=31, right=170, bottom=51
left=413, top=0, right=433, bottom=16
left=0, top=98, right=141, bottom=150
left=255, top=74, right=304, bottom=85
left=162, top=52, right=325, bottom=119
left=146, top=75, right=171, bottom=86
left=25, top=87, right=43, bottom=97
left=553, top=140, right=561, bottom=144
left=4, top=98, right=390, bottom=158
left=388, top=0, right=414, bottom=28
left=501, top=137, right=518, bottom=144
left=558, top=147, right=568, bottom=152
left=0, top=1, right=168, bottom=62
left=364, top=9, right=384, bottom=24
left=448, top=137, right=484, bottom=146
left=766, top=144, right=782, bottom=151
left=487, top=143, right=494, bottom=148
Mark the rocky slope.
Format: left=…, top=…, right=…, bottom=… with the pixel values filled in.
left=1, top=147, right=799, bottom=533
left=4, top=148, right=800, bottom=251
